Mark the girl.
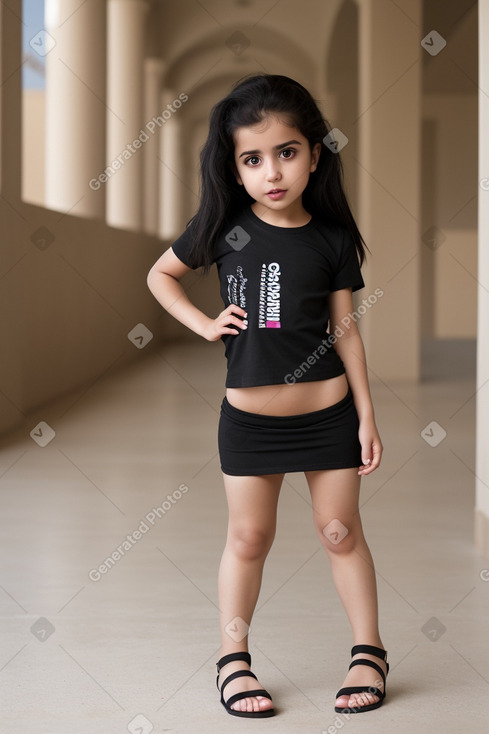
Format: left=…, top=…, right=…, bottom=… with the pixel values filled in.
left=147, top=74, right=388, bottom=719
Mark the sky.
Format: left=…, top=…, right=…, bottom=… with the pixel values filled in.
left=22, top=0, right=46, bottom=90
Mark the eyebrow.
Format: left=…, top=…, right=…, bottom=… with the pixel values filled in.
left=238, top=139, right=302, bottom=159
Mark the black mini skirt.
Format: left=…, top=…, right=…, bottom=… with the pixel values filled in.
left=218, top=387, right=362, bottom=476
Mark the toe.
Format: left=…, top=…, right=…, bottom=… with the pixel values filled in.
left=256, top=695, right=272, bottom=711
left=231, top=697, right=252, bottom=713
left=231, top=695, right=272, bottom=713
left=348, top=692, right=379, bottom=709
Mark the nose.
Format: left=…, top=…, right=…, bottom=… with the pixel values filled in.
left=265, top=157, right=281, bottom=182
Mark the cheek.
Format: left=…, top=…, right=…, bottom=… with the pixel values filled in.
left=239, top=169, right=257, bottom=188
left=291, top=162, right=311, bottom=183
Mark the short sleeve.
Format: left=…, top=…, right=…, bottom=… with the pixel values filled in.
left=171, top=226, right=194, bottom=268
left=329, top=228, right=365, bottom=292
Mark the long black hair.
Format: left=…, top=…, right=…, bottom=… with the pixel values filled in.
left=185, top=73, right=369, bottom=272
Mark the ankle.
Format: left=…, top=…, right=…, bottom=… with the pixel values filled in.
left=352, top=639, right=385, bottom=652
left=218, top=648, right=250, bottom=661
left=217, top=650, right=251, bottom=676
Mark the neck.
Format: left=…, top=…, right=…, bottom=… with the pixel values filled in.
left=251, top=200, right=311, bottom=228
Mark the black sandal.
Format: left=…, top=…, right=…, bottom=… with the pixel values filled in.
left=335, top=644, right=389, bottom=713
left=216, top=652, right=275, bottom=718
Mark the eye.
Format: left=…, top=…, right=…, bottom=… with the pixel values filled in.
left=280, top=148, right=296, bottom=159
left=244, top=156, right=261, bottom=166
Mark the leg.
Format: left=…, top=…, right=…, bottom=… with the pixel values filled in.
left=305, top=468, right=387, bottom=710
left=217, top=472, right=283, bottom=714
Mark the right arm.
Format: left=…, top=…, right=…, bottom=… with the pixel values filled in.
left=147, top=247, right=248, bottom=342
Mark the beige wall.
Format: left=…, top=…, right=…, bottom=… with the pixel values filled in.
left=422, top=93, right=478, bottom=338
left=22, top=91, right=45, bottom=206
left=476, top=0, right=489, bottom=558
left=0, top=201, right=185, bottom=435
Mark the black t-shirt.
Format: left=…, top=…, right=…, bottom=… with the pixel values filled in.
left=171, top=207, right=365, bottom=388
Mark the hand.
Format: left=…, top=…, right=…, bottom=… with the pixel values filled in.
left=201, top=304, right=248, bottom=342
left=357, top=417, right=383, bottom=476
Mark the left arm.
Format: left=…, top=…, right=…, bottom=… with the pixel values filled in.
left=328, top=287, right=382, bottom=475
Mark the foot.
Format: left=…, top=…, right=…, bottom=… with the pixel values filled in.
left=335, top=649, right=388, bottom=711
left=217, top=657, right=274, bottom=714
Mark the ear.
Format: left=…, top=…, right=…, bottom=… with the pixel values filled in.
left=310, top=142, right=321, bottom=173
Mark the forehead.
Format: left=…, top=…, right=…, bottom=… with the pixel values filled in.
left=233, top=115, right=305, bottom=150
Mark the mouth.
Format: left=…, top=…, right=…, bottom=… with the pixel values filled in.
left=266, top=189, right=287, bottom=199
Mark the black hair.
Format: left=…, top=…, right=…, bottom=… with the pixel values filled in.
left=185, top=73, right=369, bottom=272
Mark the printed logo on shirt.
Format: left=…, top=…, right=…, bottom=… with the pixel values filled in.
left=227, top=265, right=247, bottom=309
left=258, top=262, right=281, bottom=328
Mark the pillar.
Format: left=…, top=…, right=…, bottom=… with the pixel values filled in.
left=158, top=89, right=184, bottom=240
left=106, top=0, right=150, bottom=230
left=44, top=0, right=106, bottom=218
left=355, top=0, right=422, bottom=381
left=143, top=58, right=164, bottom=235
left=475, top=1, right=489, bottom=558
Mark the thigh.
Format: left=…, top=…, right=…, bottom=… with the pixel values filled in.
left=305, top=468, right=362, bottom=538
left=223, top=473, right=284, bottom=536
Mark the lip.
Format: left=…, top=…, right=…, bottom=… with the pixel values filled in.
left=266, top=189, right=287, bottom=200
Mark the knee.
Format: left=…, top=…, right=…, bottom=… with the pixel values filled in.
left=316, top=518, right=359, bottom=555
left=229, top=525, right=274, bottom=561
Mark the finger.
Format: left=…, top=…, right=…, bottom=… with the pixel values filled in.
left=358, top=445, right=374, bottom=475
left=361, top=444, right=373, bottom=467
left=371, top=442, right=383, bottom=468
left=226, top=304, right=248, bottom=318
left=221, top=316, right=248, bottom=330
left=358, top=463, right=372, bottom=475
left=358, top=452, right=380, bottom=475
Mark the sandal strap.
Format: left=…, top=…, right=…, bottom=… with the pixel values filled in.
left=336, top=685, right=385, bottom=701
left=216, top=651, right=251, bottom=673
left=334, top=645, right=389, bottom=711
left=349, top=658, right=386, bottom=686
left=351, top=644, right=387, bottom=662
left=225, top=688, right=272, bottom=709
left=220, top=669, right=258, bottom=694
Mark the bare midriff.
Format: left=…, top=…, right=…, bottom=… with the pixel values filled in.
left=226, top=373, right=349, bottom=416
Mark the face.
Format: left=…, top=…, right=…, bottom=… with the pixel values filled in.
left=233, top=115, right=321, bottom=224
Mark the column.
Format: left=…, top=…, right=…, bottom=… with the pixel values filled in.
left=355, top=0, right=422, bottom=381
left=44, top=0, right=106, bottom=218
left=158, top=89, right=184, bottom=240
left=475, top=1, right=489, bottom=558
left=106, top=0, right=150, bottom=230
left=0, top=0, right=22, bottom=203
left=143, top=58, right=165, bottom=235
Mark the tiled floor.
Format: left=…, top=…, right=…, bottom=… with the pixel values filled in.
left=1, top=340, right=488, bottom=733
